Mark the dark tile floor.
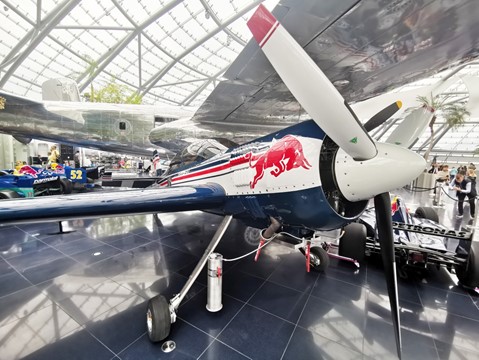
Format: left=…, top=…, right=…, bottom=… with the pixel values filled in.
left=0, top=187, right=478, bottom=359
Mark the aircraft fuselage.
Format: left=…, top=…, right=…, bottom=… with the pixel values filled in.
left=0, top=92, right=194, bottom=155
left=158, top=120, right=368, bottom=231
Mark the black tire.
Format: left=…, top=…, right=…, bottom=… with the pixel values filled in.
left=455, top=241, right=479, bottom=288
left=303, top=246, right=329, bottom=272
left=0, top=190, right=21, bottom=199
left=415, top=206, right=439, bottom=223
left=339, top=223, right=367, bottom=262
left=146, top=295, right=171, bottom=342
left=60, top=178, right=73, bottom=194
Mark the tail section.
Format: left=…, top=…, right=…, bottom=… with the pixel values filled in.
left=42, top=78, right=81, bottom=102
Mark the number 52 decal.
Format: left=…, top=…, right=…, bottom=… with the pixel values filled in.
left=70, top=169, right=83, bottom=180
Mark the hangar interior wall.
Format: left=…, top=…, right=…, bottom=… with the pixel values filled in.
left=0, top=134, right=14, bottom=169
left=0, top=135, right=53, bottom=169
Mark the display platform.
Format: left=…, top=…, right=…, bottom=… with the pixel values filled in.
left=0, top=188, right=478, bottom=359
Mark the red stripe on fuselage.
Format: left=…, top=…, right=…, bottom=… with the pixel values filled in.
left=165, top=153, right=257, bottom=185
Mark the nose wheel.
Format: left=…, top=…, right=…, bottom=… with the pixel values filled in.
left=147, top=295, right=171, bottom=342
left=300, top=246, right=329, bottom=272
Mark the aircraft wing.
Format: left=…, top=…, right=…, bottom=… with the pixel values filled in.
left=0, top=184, right=225, bottom=225
left=188, top=0, right=479, bottom=131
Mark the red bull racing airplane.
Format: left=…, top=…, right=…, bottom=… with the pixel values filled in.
left=3, top=4, right=479, bottom=358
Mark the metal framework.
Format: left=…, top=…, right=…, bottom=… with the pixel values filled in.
left=0, top=0, right=478, bottom=162
left=0, top=0, right=265, bottom=106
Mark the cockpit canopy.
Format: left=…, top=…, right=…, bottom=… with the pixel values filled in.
left=166, top=138, right=235, bottom=174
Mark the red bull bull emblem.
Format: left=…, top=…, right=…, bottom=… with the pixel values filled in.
left=246, top=135, right=312, bottom=189
left=19, top=165, right=39, bottom=177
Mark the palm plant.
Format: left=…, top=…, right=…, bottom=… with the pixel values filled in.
left=417, top=94, right=469, bottom=161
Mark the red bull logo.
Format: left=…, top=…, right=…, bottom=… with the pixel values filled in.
left=19, top=165, right=39, bottom=177
left=51, top=163, right=65, bottom=174
left=246, top=135, right=312, bottom=189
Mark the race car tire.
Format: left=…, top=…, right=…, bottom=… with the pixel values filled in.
left=455, top=241, right=479, bottom=288
left=146, top=295, right=171, bottom=342
left=0, top=190, right=21, bottom=199
left=339, top=223, right=367, bottom=262
left=415, top=207, right=439, bottom=223
left=60, top=178, right=73, bottom=194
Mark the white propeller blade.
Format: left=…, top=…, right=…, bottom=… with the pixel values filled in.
left=386, top=107, right=434, bottom=148
left=247, top=4, right=377, bottom=161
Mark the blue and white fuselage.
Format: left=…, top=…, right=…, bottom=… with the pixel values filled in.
left=154, top=120, right=422, bottom=232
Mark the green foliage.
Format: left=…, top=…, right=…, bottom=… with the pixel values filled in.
left=417, top=94, right=446, bottom=111
left=417, top=94, right=470, bottom=127
left=443, top=103, right=470, bottom=130
left=84, top=55, right=98, bottom=101
left=89, top=79, right=143, bottom=104
left=417, top=93, right=469, bottom=161
left=79, top=55, right=142, bottom=105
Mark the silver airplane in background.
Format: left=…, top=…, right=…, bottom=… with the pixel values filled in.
left=0, top=78, right=196, bottom=156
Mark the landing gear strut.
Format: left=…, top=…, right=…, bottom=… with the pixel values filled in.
left=146, top=215, right=233, bottom=342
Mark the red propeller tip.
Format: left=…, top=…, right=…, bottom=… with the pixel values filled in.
left=247, top=4, right=278, bottom=47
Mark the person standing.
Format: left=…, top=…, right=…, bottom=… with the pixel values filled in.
left=74, top=150, right=81, bottom=168
left=436, top=165, right=449, bottom=182
left=467, top=168, right=477, bottom=218
left=450, top=173, right=476, bottom=218
left=48, top=145, right=60, bottom=165
left=449, top=166, right=458, bottom=181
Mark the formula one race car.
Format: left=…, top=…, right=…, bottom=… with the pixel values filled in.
left=0, top=170, right=35, bottom=199
left=0, top=165, right=73, bottom=199
left=337, top=196, right=478, bottom=289
left=17, top=165, right=74, bottom=195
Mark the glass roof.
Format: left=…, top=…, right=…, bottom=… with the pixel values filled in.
left=372, top=60, right=479, bottom=163
left=0, top=0, right=279, bottom=106
left=1, top=0, right=478, bottom=163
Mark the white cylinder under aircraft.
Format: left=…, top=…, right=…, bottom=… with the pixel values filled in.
left=206, top=253, right=223, bottom=312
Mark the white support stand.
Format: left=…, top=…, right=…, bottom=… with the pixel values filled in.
left=168, top=215, right=232, bottom=322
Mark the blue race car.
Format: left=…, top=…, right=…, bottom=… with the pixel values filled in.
left=0, top=170, right=35, bottom=198
left=0, top=165, right=73, bottom=198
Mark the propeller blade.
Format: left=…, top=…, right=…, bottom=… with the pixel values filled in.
left=363, top=101, right=402, bottom=132
left=247, top=5, right=377, bottom=161
left=386, top=106, right=435, bottom=148
left=374, top=192, right=402, bottom=359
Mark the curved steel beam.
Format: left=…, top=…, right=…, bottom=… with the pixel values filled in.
left=141, top=31, right=212, bottom=79
left=77, top=0, right=183, bottom=92
left=0, top=0, right=37, bottom=69
left=199, top=0, right=246, bottom=46
left=0, top=0, right=81, bottom=87
left=140, top=0, right=262, bottom=97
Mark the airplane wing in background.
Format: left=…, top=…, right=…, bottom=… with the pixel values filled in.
left=156, top=0, right=479, bottom=141
left=0, top=184, right=225, bottom=225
